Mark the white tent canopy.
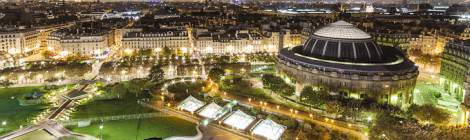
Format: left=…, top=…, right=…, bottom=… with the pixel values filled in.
left=178, top=96, right=205, bottom=112
left=251, top=119, right=286, bottom=140
left=198, top=102, right=225, bottom=120
left=223, top=110, right=255, bottom=130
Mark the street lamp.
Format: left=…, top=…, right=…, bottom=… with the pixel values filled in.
left=99, top=124, right=104, bottom=140
left=367, top=116, right=373, bottom=122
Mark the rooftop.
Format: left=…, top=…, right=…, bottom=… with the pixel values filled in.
left=313, top=21, right=371, bottom=39
left=251, top=119, right=286, bottom=140
left=198, top=102, right=225, bottom=120
left=177, top=96, right=205, bottom=113
left=222, top=110, right=255, bottom=130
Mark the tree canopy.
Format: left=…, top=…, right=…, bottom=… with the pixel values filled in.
left=208, top=67, right=225, bottom=82
left=261, top=74, right=294, bottom=96
left=409, top=104, right=450, bottom=125
left=148, top=64, right=164, bottom=82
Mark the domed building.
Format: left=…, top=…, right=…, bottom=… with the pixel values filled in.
left=278, top=21, right=418, bottom=109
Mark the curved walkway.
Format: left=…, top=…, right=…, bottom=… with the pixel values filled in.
left=164, top=125, right=203, bottom=140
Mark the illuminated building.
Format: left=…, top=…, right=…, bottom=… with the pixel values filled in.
left=251, top=119, right=286, bottom=140
left=193, top=30, right=302, bottom=55
left=278, top=21, right=419, bottom=109
left=373, top=33, right=415, bottom=51
left=177, top=96, right=205, bottom=113
left=0, top=54, right=16, bottom=70
left=409, top=33, right=448, bottom=56
left=193, top=30, right=276, bottom=55
left=440, top=40, right=470, bottom=105
left=120, top=27, right=303, bottom=56
left=222, top=110, right=255, bottom=130
left=460, top=28, right=470, bottom=40
left=47, top=31, right=110, bottom=58
left=121, top=28, right=189, bottom=54
left=0, top=29, right=40, bottom=56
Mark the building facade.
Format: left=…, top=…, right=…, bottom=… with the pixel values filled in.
left=121, top=28, right=189, bottom=53
left=373, top=33, right=416, bottom=51
left=47, top=32, right=110, bottom=58
left=409, top=33, right=448, bottom=56
left=0, top=29, right=40, bottom=57
left=193, top=30, right=278, bottom=55
left=440, top=40, right=470, bottom=105
left=120, top=28, right=304, bottom=56
left=278, top=21, right=419, bottom=109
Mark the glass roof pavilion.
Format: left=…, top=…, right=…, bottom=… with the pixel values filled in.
left=222, top=110, right=255, bottom=130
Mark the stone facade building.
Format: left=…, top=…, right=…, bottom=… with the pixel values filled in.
left=278, top=21, right=419, bottom=109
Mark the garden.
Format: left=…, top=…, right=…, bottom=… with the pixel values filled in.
left=219, top=75, right=272, bottom=100
left=0, top=86, right=56, bottom=135
left=66, top=79, right=199, bottom=140
left=70, top=80, right=155, bottom=119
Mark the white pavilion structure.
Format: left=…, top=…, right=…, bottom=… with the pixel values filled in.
left=177, top=96, right=205, bottom=113
left=197, top=102, right=225, bottom=120
left=223, top=110, right=255, bottom=130
left=251, top=119, right=287, bottom=140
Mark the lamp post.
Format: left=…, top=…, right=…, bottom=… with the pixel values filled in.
left=2, top=121, right=6, bottom=129
left=99, top=123, right=104, bottom=140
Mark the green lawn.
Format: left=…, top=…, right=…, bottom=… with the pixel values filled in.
left=71, top=98, right=154, bottom=119
left=0, top=86, right=51, bottom=135
left=68, top=117, right=197, bottom=140
left=413, top=83, right=443, bottom=105
left=72, top=80, right=154, bottom=119
left=12, top=129, right=55, bottom=140
left=220, top=76, right=271, bottom=100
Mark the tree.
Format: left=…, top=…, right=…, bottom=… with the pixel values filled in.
left=410, top=104, right=450, bottom=125
left=208, top=67, right=225, bottom=82
left=218, top=56, right=231, bottom=64
left=0, top=80, right=13, bottom=88
left=325, top=101, right=344, bottom=117
left=137, top=49, right=153, bottom=57
left=261, top=74, right=294, bottom=96
left=148, top=64, right=164, bottom=82
left=41, top=50, right=55, bottom=58
left=280, top=84, right=295, bottom=96
left=162, top=46, right=172, bottom=57
left=300, top=86, right=326, bottom=108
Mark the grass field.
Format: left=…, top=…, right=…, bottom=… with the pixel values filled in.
left=71, top=81, right=154, bottom=119
left=0, top=86, right=51, bottom=135
left=68, top=117, right=197, bottom=140
left=413, top=82, right=443, bottom=105
left=12, top=129, right=55, bottom=140
left=71, top=97, right=154, bottom=119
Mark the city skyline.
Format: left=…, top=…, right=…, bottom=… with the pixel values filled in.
left=0, top=1, right=469, bottom=140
